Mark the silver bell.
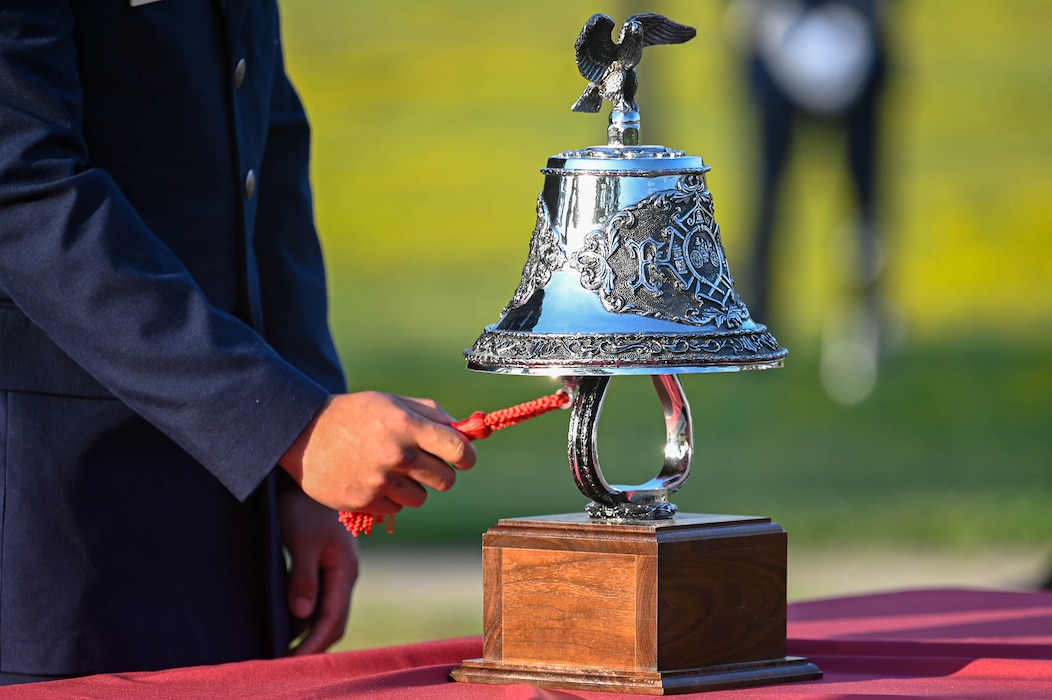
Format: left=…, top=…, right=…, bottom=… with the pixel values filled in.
left=464, top=13, right=786, bottom=521
left=465, top=143, right=786, bottom=375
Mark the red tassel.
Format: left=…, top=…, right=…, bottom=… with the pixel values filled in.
left=338, top=389, right=571, bottom=536
left=452, top=411, right=492, bottom=440
left=337, top=511, right=395, bottom=537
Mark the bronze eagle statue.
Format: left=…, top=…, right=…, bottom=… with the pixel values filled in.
left=571, top=13, right=697, bottom=114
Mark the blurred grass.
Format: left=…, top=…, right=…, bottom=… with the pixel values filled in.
left=278, top=0, right=1052, bottom=554
left=331, top=338, right=1052, bottom=549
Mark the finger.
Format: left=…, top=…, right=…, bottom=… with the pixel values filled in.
left=383, top=473, right=430, bottom=509
left=289, top=560, right=355, bottom=656
left=402, top=453, right=459, bottom=493
left=397, top=396, right=457, bottom=424
left=415, top=423, right=477, bottom=471
left=290, top=606, right=341, bottom=656
left=353, top=494, right=406, bottom=517
left=286, top=542, right=320, bottom=622
left=389, top=395, right=477, bottom=470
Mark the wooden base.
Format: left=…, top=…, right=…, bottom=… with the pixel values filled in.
left=450, top=513, right=821, bottom=695
left=452, top=655, right=821, bottom=695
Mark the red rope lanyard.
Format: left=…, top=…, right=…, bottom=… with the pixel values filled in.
left=337, top=389, right=572, bottom=536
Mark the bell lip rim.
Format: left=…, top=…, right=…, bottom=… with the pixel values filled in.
left=464, top=325, right=788, bottom=376
left=479, top=319, right=781, bottom=337
left=463, top=356, right=786, bottom=376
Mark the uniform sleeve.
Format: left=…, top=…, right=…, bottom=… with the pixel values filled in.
left=254, top=57, right=347, bottom=396
left=0, top=2, right=330, bottom=500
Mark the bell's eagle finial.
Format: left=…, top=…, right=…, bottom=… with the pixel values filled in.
left=571, top=13, right=697, bottom=115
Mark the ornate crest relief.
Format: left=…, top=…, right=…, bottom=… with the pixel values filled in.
left=502, top=195, right=566, bottom=316
left=571, top=175, right=750, bottom=328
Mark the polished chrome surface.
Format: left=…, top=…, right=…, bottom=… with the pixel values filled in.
left=465, top=147, right=786, bottom=375
left=466, top=13, right=784, bottom=375
left=565, top=375, right=692, bottom=520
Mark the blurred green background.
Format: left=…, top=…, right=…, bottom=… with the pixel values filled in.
left=279, top=1, right=1051, bottom=647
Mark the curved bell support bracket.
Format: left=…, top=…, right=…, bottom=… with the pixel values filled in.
left=563, top=375, right=693, bottom=520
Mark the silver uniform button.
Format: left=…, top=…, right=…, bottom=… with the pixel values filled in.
left=234, top=58, right=247, bottom=89
left=244, top=169, right=256, bottom=200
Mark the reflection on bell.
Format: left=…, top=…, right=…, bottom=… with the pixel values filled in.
left=465, top=144, right=787, bottom=375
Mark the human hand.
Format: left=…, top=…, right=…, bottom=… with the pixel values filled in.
left=279, top=488, right=359, bottom=656
left=279, top=392, right=477, bottom=514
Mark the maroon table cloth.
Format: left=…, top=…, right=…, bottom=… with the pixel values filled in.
left=4, top=588, right=1050, bottom=698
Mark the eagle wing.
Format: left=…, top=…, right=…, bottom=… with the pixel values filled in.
left=628, top=13, right=697, bottom=48
left=574, top=13, right=619, bottom=82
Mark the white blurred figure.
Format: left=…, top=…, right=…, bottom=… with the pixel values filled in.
left=726, top=0, right=894, bottom=404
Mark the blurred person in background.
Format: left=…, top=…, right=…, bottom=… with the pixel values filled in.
left=0, top=0, right=474, bottom=685
left=725, top=0, right=893, bottom=404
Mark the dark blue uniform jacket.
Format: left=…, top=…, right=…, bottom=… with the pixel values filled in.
left=0, top=0, right=346, bottom=677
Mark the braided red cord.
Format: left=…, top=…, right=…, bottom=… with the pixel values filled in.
left=338, top=389, right=572, bottom=537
